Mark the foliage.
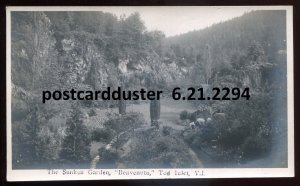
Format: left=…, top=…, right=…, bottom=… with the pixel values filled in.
left=98, top=147, right=119, bottom=168
left=12, top=105, right=40, bottom=168
left=184, top=93, right=276, bottom=164
left=179, top=110, right=189, bottom=120
left=88, top=108, right=97, bottom=117
left=150, top=100, right=160, bottom=124
left=91, top=128, right=115, bottom=143
left=59, top=105, right=91, bottom=163
left=104, top=112, right=145, bottom=132
left=12, top=100, right=66, bottom=168
left=162, top=126, right=172, bottom=136
left=103, top=112, right=145, bottom=150
left=123, top=130, right=197, bottom=168
left=11, top=12, right=59, bottom=90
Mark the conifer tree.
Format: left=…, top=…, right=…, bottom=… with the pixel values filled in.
left=60, top=106, right=91, bottom=163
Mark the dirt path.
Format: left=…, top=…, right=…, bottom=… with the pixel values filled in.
left=188, top=149, right=204, bottom=167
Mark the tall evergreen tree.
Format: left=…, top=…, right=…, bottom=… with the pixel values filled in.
left=60, top=106, right=91, bottom=163
left=20, top=105, right=40, bottom=166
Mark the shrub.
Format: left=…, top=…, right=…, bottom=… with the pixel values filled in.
left=122, top=131, right=197, bottom=168
left=101, top=112, right=145, bottom=152
left=241, top=134, right=271, bottom=161
left=98, top=147, right=119, bottom=168
left=162, top=126, right=171, bottom=136
left=183, top=93, right=277, bottom=164
left=91, top=128, right=115, bottom=143
left=104, top=112, right=145, bottom=132
left=225, top=94, right=273, bottom=161
left=179, top=110, right=188, bottom=120
left=88, top=108, right=97, bottom=117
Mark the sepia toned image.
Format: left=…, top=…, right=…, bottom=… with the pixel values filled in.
left=6, top=6, right=294, bottom=180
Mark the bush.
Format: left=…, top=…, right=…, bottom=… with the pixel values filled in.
left=241, top=134, right=271, bottom=161
left=179, top=110, right=188, bottom=120
left=183, top=130, right=196, bottom=144
left=183, top=93, right=276, bottom=164
left=104, top=112, right=145, bottom=132
left=91, top=128, right=115, bottom=143
left=162, top=126, right=171, bottom=136
left=98, top=147, right=119, bottom=168
left=122, top=130, right=197, bottom=168
left=88, top=108, right=97, bottom=117
left=11, top=98, right=30, bottom=122
left=222, top=94, right=273, bottom=156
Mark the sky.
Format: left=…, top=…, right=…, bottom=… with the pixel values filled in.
left=94, top=6, right=262, bottom=37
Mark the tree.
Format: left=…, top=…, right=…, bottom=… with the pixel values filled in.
left=141, top=55, right=167, bottom=128
left=117, top=59, right=130, bottom=115
left=11, top=12, right=58, bottom=90
left=18, top=105, right=40, bottom=167
left=202, top=44, right=213, bottom=84
left=119, top=12, right=146, bottom=62
left=31, top=12, right=58, bottom=90
left=150, top=99, right=161, bottom=128
left=36, top=125, right=60, bottom=163
left=60, top=106, right=91, bottom=163
left=230, top=41, right=272, bottom=90
left=85, top=44, right=107, bottom=90
left=244, top=41, right=272, bottom=90
left=112, top=12, right=147, bottom=114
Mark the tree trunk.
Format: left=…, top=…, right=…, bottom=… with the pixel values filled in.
left=32, top=12, right=38, bottom=91
left=119, top=99, right=126, bottom=115
left=150, top=99, right=160, bottom=128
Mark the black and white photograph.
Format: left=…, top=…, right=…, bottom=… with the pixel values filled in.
left=6, top=6, right=294, bottom=180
